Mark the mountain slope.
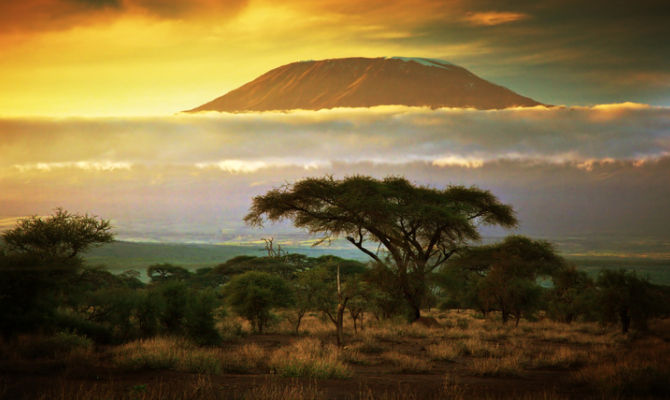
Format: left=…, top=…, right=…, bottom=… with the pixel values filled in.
left=187, top=57, right=542, bottom=112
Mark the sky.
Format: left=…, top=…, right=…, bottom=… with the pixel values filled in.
left=1, top=0, right=669, bottom=116
left=1, top=0, right=669, bottom=253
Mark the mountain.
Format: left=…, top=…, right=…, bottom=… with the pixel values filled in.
left=186, top=57, right=543, bottom=113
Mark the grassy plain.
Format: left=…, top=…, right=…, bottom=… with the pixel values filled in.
left=2, top=311, right=669, bottom=399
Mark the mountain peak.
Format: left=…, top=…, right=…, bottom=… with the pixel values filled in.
left=186, top=57, right=542, bottom=113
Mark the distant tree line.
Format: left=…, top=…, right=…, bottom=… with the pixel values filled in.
left=1, top=177, right=669, bottom=348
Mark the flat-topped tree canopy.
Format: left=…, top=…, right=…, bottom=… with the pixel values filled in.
left=245, top=175, right=517, bottom=320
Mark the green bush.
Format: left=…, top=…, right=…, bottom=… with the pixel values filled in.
left=224, top=271, right=293, bottom=333
left=184, top=289, right=221, bottom=346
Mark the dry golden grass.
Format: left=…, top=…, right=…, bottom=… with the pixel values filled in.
left=245, top=378, right=322, bottom=400
left=469, top=354, right=526, bottom=377
left=34, top=374, right=220, bottom=400
left=524, top=346, right=591, bottom=369
left=461, top=337, right=508, bottom=358
left=426, top=342, right=464, bottom=362
left=220, top=343, right=268, bottom=373
left=112, top=337, right=268, bottom=374
left=7, top=308, right=670, bottom=400
left=381, top=351, right=432, bottom=373
left=573, top=337, right=670, bottom=397
left=351, top=333, right=387, bottom=354
left=341, top=347, right=374, bottom=365
left=269, top=338, right=352, bottom=378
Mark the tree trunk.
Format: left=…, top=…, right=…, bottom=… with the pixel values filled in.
left=336, top=303, right=345, bottom=346
left=501, top=310, right=509, bottom=324
left=335, top=265, right=346, bottom=347
left=410, top=304, right=421, bottom=322
left=294, top=312, right=304, bottom=335
left=620, top=309, right=630, bottom=334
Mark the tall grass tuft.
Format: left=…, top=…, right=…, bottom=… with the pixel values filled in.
left=269, top=338, right=352, bottom=378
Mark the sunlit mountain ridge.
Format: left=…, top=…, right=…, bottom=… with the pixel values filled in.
left=187, top=57, right=542, bottom=112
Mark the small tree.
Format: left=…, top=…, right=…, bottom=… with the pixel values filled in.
left=596, top=269, right=658, bottom=334
left=446, top=236, right=564, bottom=325
left=546, top=265, right=597, bottom=323
left=184, top=289, right=221, bottom=345
left=299, top=261, right=366, bottom=346
left=224, top=271, right=293, bottom=333
left=287, top=272, right=322, bottom=334
left=156, top=281, right=190, bottom=333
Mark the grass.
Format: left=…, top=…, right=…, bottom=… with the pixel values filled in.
left=381, top=351, right=431, bottom=373
left=351, top=335, right=386, bottom=354
left=244, top=378, right=322, bottom=400
left=524, top=346, right=590, bottom=370
left=469, top=354, right=525, bottom=377
left=269, top=338, right=352, bottom=378
left=112, top=337, right=268, bottom=374
left=426, top=342, right=464, bottom=362
left=4, top=311, right=670, bottom=399
left=573, top=337, right=670, bottom=397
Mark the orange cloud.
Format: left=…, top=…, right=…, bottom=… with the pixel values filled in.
left=0, top=0, right=248, bottom=34
left=463, top=11, right=529, bottom=26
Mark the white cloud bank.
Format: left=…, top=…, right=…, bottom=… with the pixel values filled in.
left=2, top=103, right=669, bottom=172
left=1, top=103, right=669, bottom=242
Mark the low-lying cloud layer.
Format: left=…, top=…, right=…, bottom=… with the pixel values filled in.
left=2, top=104, right=669, bottom=242
left=2, top=104, right=669, bottom=169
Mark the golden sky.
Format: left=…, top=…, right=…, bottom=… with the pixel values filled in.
left=1, top=0, right=669, bottom=116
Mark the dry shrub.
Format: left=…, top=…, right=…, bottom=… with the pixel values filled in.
left=381, top=351, right=431, bottom=373
left=269, top=338, right=352, bottom=378
left=469, top=354, right=525, bottom=377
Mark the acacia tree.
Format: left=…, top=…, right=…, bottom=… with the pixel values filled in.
left=2, top=208, right=113, bottom=261
left=0, top=208, right=114, bottom=336
left=245, top=176, right=517, bottom=321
